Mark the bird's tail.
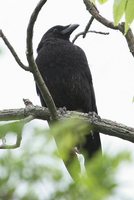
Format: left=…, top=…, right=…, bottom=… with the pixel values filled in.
left=64, top=131, right=101, bottom=181
left=81, top=131, right=101, bottom=160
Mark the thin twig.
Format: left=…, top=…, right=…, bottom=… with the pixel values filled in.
left=0, top=30, right=30, bottom=71
left=26, top=0, right=58, bottom=121
left=89, top=30, right=109, bottom=35
left=72, top=30, right=109, bottom=43
left=83, top=16, right=94, bottom=38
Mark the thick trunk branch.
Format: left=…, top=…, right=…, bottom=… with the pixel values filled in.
left=0, top=106, right=134, bottom=143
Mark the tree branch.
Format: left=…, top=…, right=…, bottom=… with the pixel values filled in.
left=83, top=0, right=134, bottom=57
left=72, top=30, right=109, bottom=43
left=83, top=16, right=94, bottom=38
left=0, top=30, right=30, bottom=71
left=83, top=0, right=118, bottom=29
left=26, top=0, right=58, bottom=121
left=0, top=0, right=58, bottom=121
left=0, top=105, right=134, bottom=144
left=124, top=28, right=134, bottom=56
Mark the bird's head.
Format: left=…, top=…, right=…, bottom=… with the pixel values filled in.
left=37, top=24, right=79, bottom=52
left=43, top=24, right=79, bottom=40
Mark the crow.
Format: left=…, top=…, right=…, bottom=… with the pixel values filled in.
left=35, top=24, right=101, bottom=173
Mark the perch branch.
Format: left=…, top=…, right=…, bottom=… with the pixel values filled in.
left=0, top=105, right=134, bottom=143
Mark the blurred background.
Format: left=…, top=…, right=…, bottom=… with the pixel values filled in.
left=0, top=0, right=134, bottom=199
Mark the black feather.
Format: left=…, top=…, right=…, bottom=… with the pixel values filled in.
left=36, top=24, right=101, bottom=159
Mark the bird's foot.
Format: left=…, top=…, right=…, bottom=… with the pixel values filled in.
left=58, top=106, right=67, bottom=115
left=88, top=111, right=101, bottom=122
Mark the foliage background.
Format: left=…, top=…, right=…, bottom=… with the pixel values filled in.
left=0, top=120, right=132, bottom=199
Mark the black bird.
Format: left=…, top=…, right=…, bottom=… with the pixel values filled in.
left=36, top=24, right=101, bottom=167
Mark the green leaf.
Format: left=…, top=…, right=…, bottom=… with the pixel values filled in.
left=0, top=121, right=24, bottom=138
left=125, top=0, right=134, bottom=33
left=98, top=0, right=108, bottom=4
left=90, top=0, right=108, bottom=5
left=49, top=118, right=89, bottom=160
left=113, top=0, right=127, bottom=25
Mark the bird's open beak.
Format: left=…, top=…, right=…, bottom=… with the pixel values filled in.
left=61, top=24, right=79, bottom=35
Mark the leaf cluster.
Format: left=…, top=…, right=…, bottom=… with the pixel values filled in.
left=92, top=0, right=134, bottom=32
left=0, top=119, right=132, bottom=200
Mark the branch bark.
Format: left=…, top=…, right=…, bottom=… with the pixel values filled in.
left=0, top=106, right=134, bottom=143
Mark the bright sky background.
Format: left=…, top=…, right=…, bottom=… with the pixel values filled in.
left=0, top=0, right=134, bottom=199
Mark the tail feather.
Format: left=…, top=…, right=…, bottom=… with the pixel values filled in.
left=81, top=131, right=101, bottom=159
